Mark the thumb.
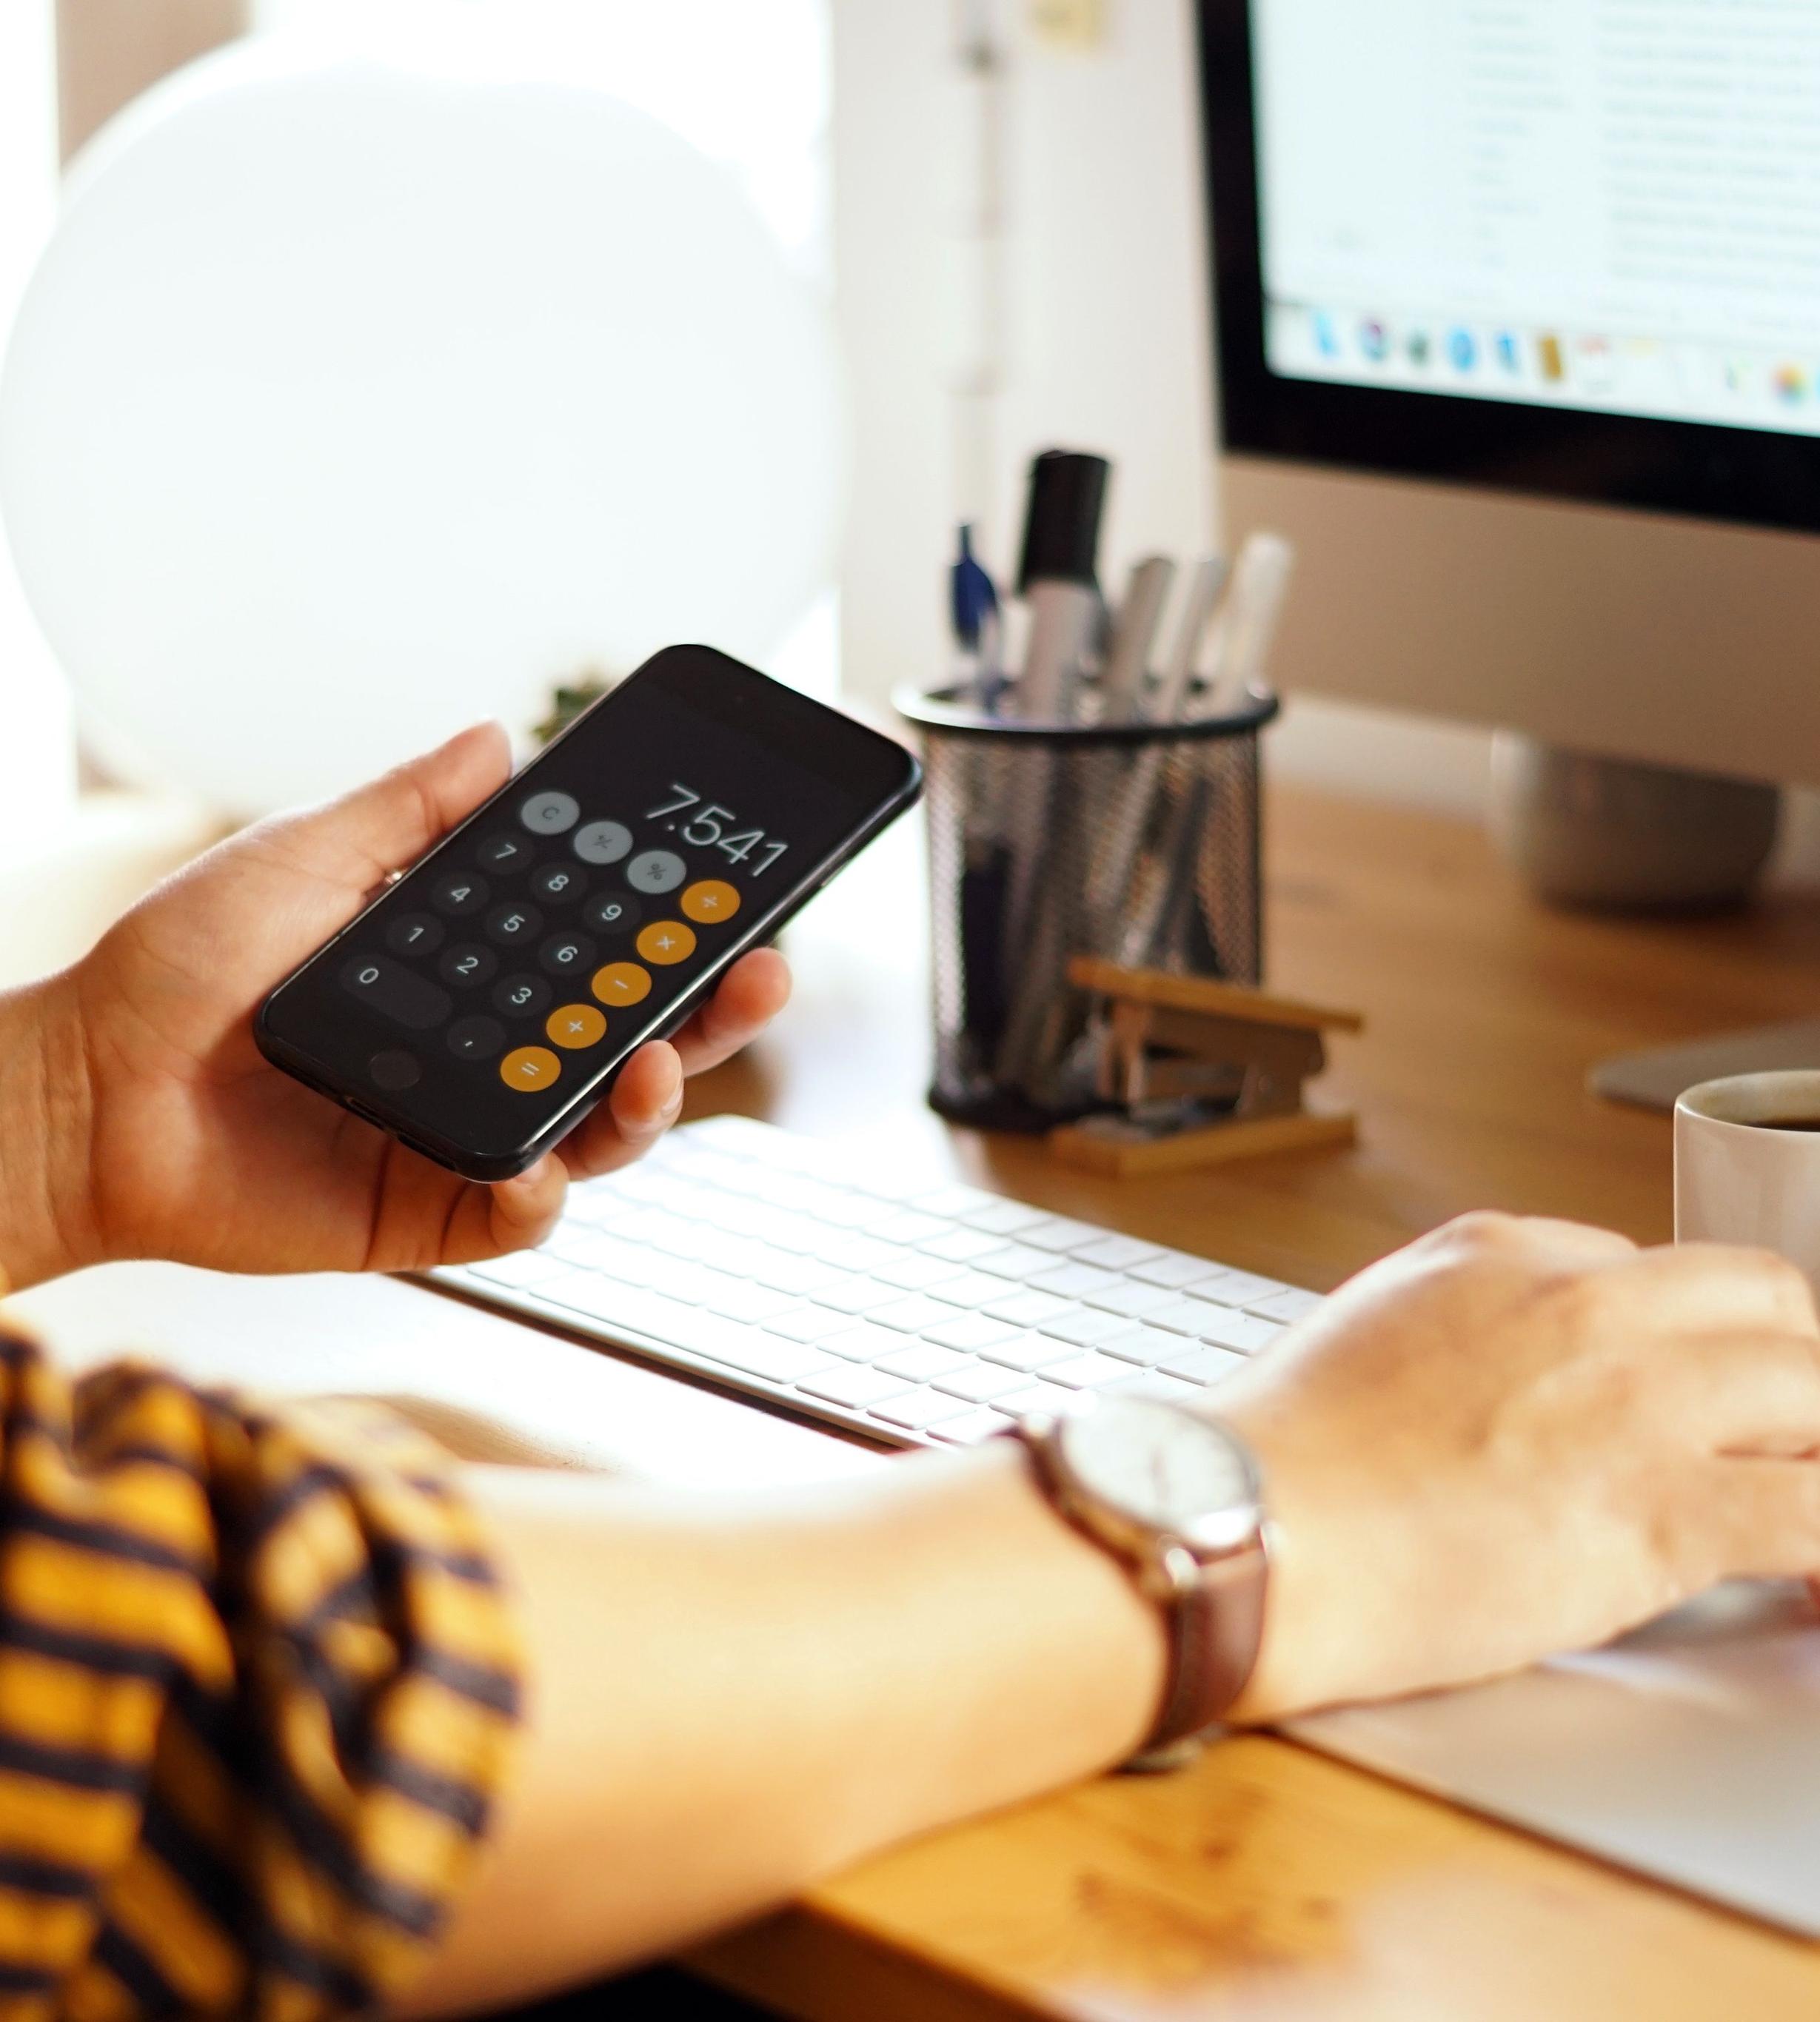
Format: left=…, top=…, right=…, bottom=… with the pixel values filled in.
left=276, top=721, right=515, bottom=887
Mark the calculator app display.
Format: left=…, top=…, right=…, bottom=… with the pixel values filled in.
left=257, top=649, right=918, bottom=1176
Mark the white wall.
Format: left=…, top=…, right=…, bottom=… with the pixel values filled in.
left=0, top=0, right=74, bottom=843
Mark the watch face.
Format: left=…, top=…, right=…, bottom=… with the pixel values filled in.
left=1057, top=1396, right=1259, bottom=1555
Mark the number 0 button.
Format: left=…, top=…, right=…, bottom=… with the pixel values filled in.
left=680, top=880, right=740, bottom=925
left=592, top=961, right=652, bottom=1008
left=637, top=920, right=696, bottom=965
left=500, top=1045, right=561, bottom=1091
left=546, top=1003, right=606, bottom=1050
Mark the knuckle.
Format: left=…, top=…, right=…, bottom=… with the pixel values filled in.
left=1435, top=1209, right=1526, bottom=1253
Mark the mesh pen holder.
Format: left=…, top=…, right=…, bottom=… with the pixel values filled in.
left=895, top=683, right=1279, bottom=1131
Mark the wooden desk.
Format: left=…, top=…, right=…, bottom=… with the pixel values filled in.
left=15, top=787, right=1820, bottom=2018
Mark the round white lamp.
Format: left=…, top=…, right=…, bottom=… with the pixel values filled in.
left=0, top=36, right=839, bottom=817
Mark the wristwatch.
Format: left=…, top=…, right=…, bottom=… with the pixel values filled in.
left=1009, top=1393, right=1269, bottom=1770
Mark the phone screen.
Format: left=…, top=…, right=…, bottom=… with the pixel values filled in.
left=257, top=647, right=920, bottom=1177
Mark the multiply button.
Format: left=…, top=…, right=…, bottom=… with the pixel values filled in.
left=680, top=880, right=739, bottom=925
left=636, top=920, right=696, bottom=965
left=546, top=1002, right=607, bottom=1050
left=500, top=1045, right=561, bottom=1092
left=592, top=961, right=652, bottom=1008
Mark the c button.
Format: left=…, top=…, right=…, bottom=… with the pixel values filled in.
left=547, top=1002, right=607, bottom=1050
left=499, top=1045, right=561, bottom=1092
left=592, top=961, right=652, bottom=1008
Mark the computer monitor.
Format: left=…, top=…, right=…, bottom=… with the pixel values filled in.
left=1197, top=1, right=1820, bottom=786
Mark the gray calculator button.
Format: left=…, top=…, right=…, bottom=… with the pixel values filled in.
left=386, top=912, right=444, bottom=959
left=340, top=955, right=452, bottom=1031
left=531, top=863, right=587, bottom=905
left=538, top=931, right=597, bottom=978
left=484, top=900, right=543, bottom=946
left=368, top=1049, right=421, bottom=1091
left=446, top=1015, right=507, bottom=1062
left=430, top=871, right=491, bottom=917
left=492, top=973, right=552, bottom=1019
left=438, top=942, right=499, bottom=988
left=626, top=848, right=686, bottom=894
left=583, top=891, right=642, bottom=935
left=477, top=831, right=534, bottom=873
left=573, top=820, right=633, bottom=866
left=520, top=791, right=581, bottom=835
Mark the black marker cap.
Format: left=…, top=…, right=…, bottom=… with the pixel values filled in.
left=1016, top=449, right=1111, bottom=593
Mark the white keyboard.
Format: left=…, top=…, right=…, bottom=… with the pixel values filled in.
left=435, top=1115, right=1325, bottom=1448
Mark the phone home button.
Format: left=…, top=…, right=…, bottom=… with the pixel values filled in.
left=369, top=1050, right=421, bottom=1092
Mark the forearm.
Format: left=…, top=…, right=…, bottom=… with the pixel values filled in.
left=0, top=972, right=96, bottom=1290
left=404, top=1441, right=1167, bottom=2015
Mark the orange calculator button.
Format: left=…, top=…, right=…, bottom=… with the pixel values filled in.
left=680, top=879, right=740, bottom=925
left=637, top=920, right=696, bottom=965
left=592, top=960, right=652, bottom=1008
left=499, top=1045, right=561, bottom=1092
left=546, top=1003, right=606, bottom=1050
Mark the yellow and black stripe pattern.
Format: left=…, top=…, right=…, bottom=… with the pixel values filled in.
left=0, top=1328, right=521, bottom=2018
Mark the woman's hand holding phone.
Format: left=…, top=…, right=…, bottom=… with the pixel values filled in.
left=0, top=721, right=791, bottom=1291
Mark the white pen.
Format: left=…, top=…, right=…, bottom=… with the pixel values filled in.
left=1201, top=532, right=1294, bottom=712
left=1016, top=579, right=1100, bottom=722
left=1148, top=555, right=1228, bottom=723
left=1098, top=555, right=1176, bottom=723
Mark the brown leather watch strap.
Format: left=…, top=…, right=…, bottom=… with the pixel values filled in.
left=1131, top=1544, right=1268, bottom=1767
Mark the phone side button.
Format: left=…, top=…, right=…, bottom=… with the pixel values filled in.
left=340, top=954, right=453, bottom=1031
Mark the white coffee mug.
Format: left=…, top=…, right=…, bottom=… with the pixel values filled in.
left=1675, top=1071, right=1820, bottom=1288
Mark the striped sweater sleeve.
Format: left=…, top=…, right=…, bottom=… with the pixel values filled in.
left=0, top=1326, right=522, bottom=2019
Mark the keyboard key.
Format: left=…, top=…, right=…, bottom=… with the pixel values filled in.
left=1017, top=1215, right=1113, bottom=1254
left=1072, top=1233, right=1167, bottom=1271
left=955, top=1198, right=1053, bottom=1236
left=872, top=1251, right=969, bottom=1292
left=765, top=1305, right=856, bottom=1344
left=1195, top=1268, right=1294, bottom=1308
left=1042, top=1351, right=1134, bottom=1390
left=980, top=1333, right=1074, bottom=1373
left=870, top=1388, right=974, bottom=1432
left=807, top=1233, right=900, bottom=1274
left=932, top=1362, right=1026, bottom=1403
left=872, top=1210, right=950, bottom=1244
left=1104, top=1371, right=1204, bottom=1405
left=921, top=1313, right=1022, bottom=1352
left=926, top=1270, right=1018, bottom=1310
left=918, top=1228, right=1007, bottom=1264
left=1145, top=1298, right=1226, bottom=1336
left=467, top=1250, right=566, bottom=1289
left=1247, top=1288, right=1325, bottom=1325
left=797, top=1365, right=915, bottom=1410
left=996, top=1379, right=1080, bottom=1417
left=812, top=1276, right=904, bottom=1316
left=703, top=1279, right=802, bottom=1325
left=984, top=1289, right=1076, bottom=1328
left=1194, top=1309, right=1284, bottom=1355
left=816, top=1324, right=907, bottom=1364
left=968, top=1243, right=1057, bottom=1282
left=910, top=1184, right=1001, bottom=1218
left=1097, top=1325, right=1187, bottom=1367
left=1034, top=1308, right=1131, bottom=1348
left=1080, top=1279, right=1178, bottom=1319
left=869, top=1294, right=960, bottom=1334
left=538, top=1273, right=675, bottom=1326
left=873, top=1344, right=974, bottom=1385
left=1027, top=1262, right=1123, bottom=1299
left=704, top=1335, right=841, bottom=1386
left=1129, top=1252, right=1227, bottom=1290
left=1160, top=1345, right=1249, bottom=1386
left=931, top=1407, right=1016, bottom=1444
left=752, top=1253, right=847, bottom=1297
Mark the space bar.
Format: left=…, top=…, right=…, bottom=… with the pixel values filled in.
left=538, top=1276, right=759, bottom=1365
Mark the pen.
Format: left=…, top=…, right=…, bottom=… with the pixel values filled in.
left=1099, top=555, right=1176, bottom=723
left=1011, top=449, right=1109, bottom=722
left=949, top=523, right=1003, bottom=707
left=1148, top=555, right=1228, bottom=724
left=1201, top=532, right=1294, bottom=713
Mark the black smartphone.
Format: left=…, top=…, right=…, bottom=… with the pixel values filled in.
left=256, top=645, right=922, bottom=1182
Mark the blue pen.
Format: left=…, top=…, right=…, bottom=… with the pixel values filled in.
left=950, top=523, right=1003, bottom=709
